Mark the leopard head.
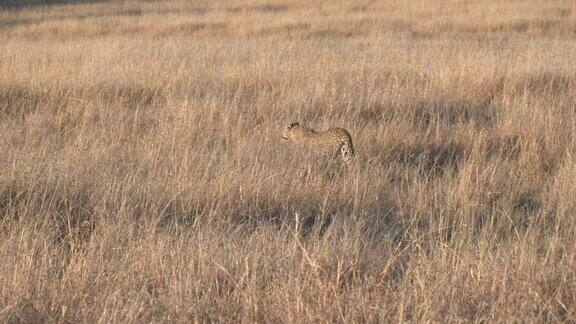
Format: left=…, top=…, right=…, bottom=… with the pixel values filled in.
left=282, top=122, right=301, bottom=140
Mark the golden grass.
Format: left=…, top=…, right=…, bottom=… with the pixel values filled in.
left=0, top=0, right=575, bottom=322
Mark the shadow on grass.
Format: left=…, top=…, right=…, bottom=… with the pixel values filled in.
left=387, top=139, right=469, bottom=176
left=0, top=83, right=165, bottom=120
left=0, top=0, right=102, bottom=9
left=484, top=133, right=522, bottom=160
left=511, top=72, right=574, bottom=96
left=411, top=98, right=497, bottom=129
left=355, top=95, right=498, bottom=130
left=0, top=9, right=143, bottom=28
left=0, top=185, right=96, bottom=251
left=0, top=85, right=52, bottom=119
left=153, top=182, right=401, bottom=244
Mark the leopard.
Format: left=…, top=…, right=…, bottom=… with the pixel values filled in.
left=282, top=122, right=355, bottom=162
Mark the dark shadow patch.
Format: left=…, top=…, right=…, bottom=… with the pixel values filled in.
left=0, top=185, right=25, bottom=221
left=315, top=158, right=351, bottom=181
left=0, top=7, right=170, bottom=29
left=299, top=106, right=325, bottom=124
left=256, top=23, right=309, bottom=37
left=357, top=104, right=384, bottom=124
left=1, top=9, right=131, bottom=27
left=472, top=193, right=537, bottom=240
left=235, top=194, right=336, bottom=226
left=154, top=199, right=197, bottom=231
left=250, top=4, right=289, bottom=13
left=530, top=136, right=566, bottom=175
left=150, top=189, right=304, bottom=230
left=0, top=0, right=100, bottom=9
left=223, top=4, right=289, bottom=14
left=513, top=191, right=541, bottom=214
left=217, top=77, right=274, bottom=107
left=0, top=184, right=96, bottom=250
left=378, top=252, right=411, bottom=288
left=307, top=29, right=354, bottom=39
left=300, top=213, right=333, bottom=238
left=0, top=85, right=53, bottom=119
left=94, top=84, right=166, bottom=109
left=489, top=21, right=530, bottom=33
left=52, top=192, right=96, bottom=250
left=410, top=29, right=434, bottom=39
left=212, top=187, right=359, bottom=237
left=224, top=7, right=241, bottom=13
left=5, top=300, right=48, bottom=324
left=389, top=140, right=468, bottom=175
left=356, top=101, right=399, bottom=125
left=424, top=19, right=571, bottom=39
left=300, top=191, right=399, bottom=241
left=351, top=4, right=370, bottom=12
left=363, top=18, right=414, bottom=34
left=360, top=194, right=399, bottom=240
left=156, top=22, right=227, bottom=38
left=368, top=191, right=397, bottom=218
left=556, top=8, right=571, bottom=18
left=483, top=19, right=562, bottom=35
left=510, top=72, right=574, bottom=96
left=412, top=98, right=497, bottom=129
left=0, top=83, right=165, bottom=122
left=484, top=133, right=522, bottom=159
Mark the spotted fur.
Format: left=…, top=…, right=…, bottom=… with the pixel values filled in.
left=282, top=122, right=355, bottom=161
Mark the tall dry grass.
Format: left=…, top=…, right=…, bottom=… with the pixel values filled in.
left=0, top=0, right=575, bottom=322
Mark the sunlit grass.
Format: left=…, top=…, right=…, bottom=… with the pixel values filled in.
left=0, top=0, right=575, bottom=322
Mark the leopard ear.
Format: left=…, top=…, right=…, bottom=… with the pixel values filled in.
left=289, top=122, right=300, bottom=128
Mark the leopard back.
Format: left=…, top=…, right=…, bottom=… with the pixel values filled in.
left=282, top=122, right=354, bottom=161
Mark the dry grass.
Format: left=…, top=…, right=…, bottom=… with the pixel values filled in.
left=1, top=0, right=576, bottom=322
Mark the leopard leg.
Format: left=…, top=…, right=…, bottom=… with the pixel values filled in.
left=340, top=143, right=353, bottom=161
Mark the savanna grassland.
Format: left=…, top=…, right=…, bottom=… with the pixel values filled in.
left=1, top=0, right=576, bottom=322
